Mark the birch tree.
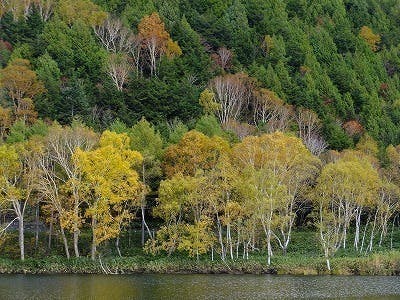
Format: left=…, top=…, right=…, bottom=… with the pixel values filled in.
left=74, top=130, right=144, bottom=260
left=0, top=139, right=42, bottom=260
left=138, top=12, right=181, bottom=76
left=106, top=53, right=132, bottom=91
left=45, top=123, right=97, bottom=257
left=94, top=17, right=133, bottom=53
left=233, top=132, right=320, bottom=254
left=210, top=73, right=253, bottom=125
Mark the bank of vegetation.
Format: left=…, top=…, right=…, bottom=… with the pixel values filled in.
left=1, top=0, right=400, bottom=275
left=0, top=230, right=399, bottom=275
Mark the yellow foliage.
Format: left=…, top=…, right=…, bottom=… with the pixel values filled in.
left=57, top=0, right=107, bottom=26
left=163, top=130, right=230, bottom=178
left=166, top=40, right=182, bottom=58
left=314, top=153, right=381, bottom=208
left=178, top=217, right=215, bottom=259
left=359, top=26, right=381, bottom=52
left=199, top=89, right=219, bottom=114
left=74, top=131, right=144, bottom=246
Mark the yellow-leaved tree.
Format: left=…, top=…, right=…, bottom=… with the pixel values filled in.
left=233, top=132, right=320, bottom=258
left=313, top=151, right=381, bottom=271
left=163, top=130, right=230, bottom=178
left=0, top=139, right=43, bottom=261
left=74, top=130, right=145, bottom=259
left=57, top=0, right=107, bottom=27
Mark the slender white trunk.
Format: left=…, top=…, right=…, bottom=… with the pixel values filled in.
left=18, top=214, right=24, bottom=261
left=116, top=237, right=121, bottom=257
left=368, top=210, right=378, bottom=253
left=60, top=224, right=70, bottom=259
left=48, top=209, right=53, bottom=250
left=91, top=217, right=97, bottom=260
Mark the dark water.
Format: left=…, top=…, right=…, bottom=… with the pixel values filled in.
left=0, top=274, right=399, bottom=299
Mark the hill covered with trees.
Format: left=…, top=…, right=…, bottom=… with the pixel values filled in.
left=2, top=0, right=400, bottom=148
left=0, top=0, right=400, bottom=274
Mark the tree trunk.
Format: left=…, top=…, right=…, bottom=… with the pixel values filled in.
left=141, top=205, right=152, bottom=245
left=326, top=258, right=331, bottom=271
left=48, top=209, right=53, bottom=251
left=265, top=225, right=272, bottom=266
left=73, top=191, right=80, bottom=257
left=342, top=225, right=347, bottom=249
left=216, top=215, right=225, bottom=261
left=390, top=215, right=397, bottom=250
left=354, top=207, right=362, bottom=250
left=116, top=237, right=121, bottom=257
left=60, top=224, right=70, bottom=259
left=73, top=230, right=80, bottom=258
left=360, top=214, right=371, bottom=253
left=91, top=217, right=97, bottom=261
left=35, top=205, right=39, bottom=251
left=18, top=215, right=24, bottom=261
left=141, top=164, right=152, bottom=245
left=368, top=210, right=378, bottom=253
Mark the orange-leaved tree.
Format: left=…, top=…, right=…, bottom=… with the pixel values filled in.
left=138, top=12, right=182, bottom=76
left=0, top=58, right=45, bottom=124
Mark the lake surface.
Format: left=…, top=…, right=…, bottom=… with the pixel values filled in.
left=0, top=274, right=399, bottom=299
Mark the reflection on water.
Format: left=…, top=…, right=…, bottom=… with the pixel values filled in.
left=0, top=274, right=399, bottom=299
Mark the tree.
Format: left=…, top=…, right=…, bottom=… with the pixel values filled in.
left=0, top=58, right=45, bottom=121
left=209, top=73, right=253, bottom=125
left=138, top=12, right=181, bottom=76
left=163, top=130, right=230, bottom=178
left=0, top=144, right=24, bottom=259
left=57, top=0, right=107, bottom=27
left=252, top=88, right=294, bottom=132
left=106, top=53, right=132, bottom=91
left=233, top=132, right=320, bottom=254
left=212, top=47, right=233, bottom=71
left=74, top=130, right=144, bottom=260
left=1, top=0, right=32, bottom=20
left=34, top=0, right=56, bottom=21
left=199, top=89, right=219, bottom=115
left=0, top=139, right=42, bottom=260
left=195, top=114, right=225, bottom=138
left=45, top=122, right=97, bottom=257
left=94, top=16, right=133, bottom=53
left=295, top=107, right=327, bottom=156
left=313, top=151, right=381, bottom=270
left=129, top=117, right=163, bottom=245
left=359, top=26, right=380, bottom=52
left=35, top=53, right=62, bottom=119
left=36, top=144, right=72, bottom=259
left=0, top=106, right=12, bottom=140
left=239, top=167, right=287, bottom=265
left=178, top=217, right=215, bottom=261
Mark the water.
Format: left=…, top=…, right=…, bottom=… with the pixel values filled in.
left=0, top=274, right=399, bottom=299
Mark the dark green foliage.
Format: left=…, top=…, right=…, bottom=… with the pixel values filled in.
left=34, top=53, right=62, bottom=119
left=2, top=0, right=400, bottom=148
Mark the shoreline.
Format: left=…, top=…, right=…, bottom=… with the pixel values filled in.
left=0, top=251, right=399, bottom=276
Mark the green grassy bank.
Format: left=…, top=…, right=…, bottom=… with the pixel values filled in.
left=0, top=229, right=399, bottom=275
left=0, top=251, right=399, bottom=275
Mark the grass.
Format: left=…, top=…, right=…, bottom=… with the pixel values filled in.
left=0, top=228, right=399, bottom=275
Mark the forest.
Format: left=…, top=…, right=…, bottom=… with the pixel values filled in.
left=0, top=0, right=400, bottom=273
